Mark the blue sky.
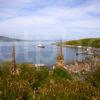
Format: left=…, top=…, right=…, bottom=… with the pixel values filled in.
left=0, top=0, right=100, bottom=40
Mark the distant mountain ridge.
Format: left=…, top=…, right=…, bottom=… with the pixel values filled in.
left=0, top=36, right=22, bottom=41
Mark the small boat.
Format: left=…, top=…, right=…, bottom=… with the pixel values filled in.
left=77, top=46, right=82, bottom=48
left=37, top=44, right=45, bottom=48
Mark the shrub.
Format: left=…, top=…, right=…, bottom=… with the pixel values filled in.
left=53, top=67, right=73, bottom=80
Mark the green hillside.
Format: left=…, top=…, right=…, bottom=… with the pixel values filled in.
left=62, top=38, right=100, bottom=48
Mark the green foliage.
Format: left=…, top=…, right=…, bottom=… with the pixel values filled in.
left=0, top=67, right=2, bottom=76
left=0, top=62, right=100, bottom=100
left=22, top=90, right=33, bottom=100
left=1, top=61, right=12, bottom=77
left=53, top=67, right=73, bottom=80
left=32, top=67, right=49, bottom=89
left=63, top=38, right=100, bottom=48
left=86, top=65, right=100, bottom=89
left=20, top=64, right=36, bottom=83
left=40, top=80, right=98, bottom=100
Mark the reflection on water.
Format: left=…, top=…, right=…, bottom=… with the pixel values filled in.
left=0, top=41, right=81, bottom=66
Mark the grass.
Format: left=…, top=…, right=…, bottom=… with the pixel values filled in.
left=0, top=61, right=100, bottom=100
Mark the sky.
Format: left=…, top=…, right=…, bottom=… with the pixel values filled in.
left=0, top=0, right=100, bottom=40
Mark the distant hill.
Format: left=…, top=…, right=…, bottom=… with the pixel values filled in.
left=56, top=38, right=100, bottom=48
left=0, top=36, right=22, bottom=42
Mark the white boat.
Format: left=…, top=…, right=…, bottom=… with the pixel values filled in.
left=37, top=44, right=45, bottom=48
left=77, top=46, right=82, bottom=48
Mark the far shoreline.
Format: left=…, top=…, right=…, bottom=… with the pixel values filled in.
left=53, top=38, right=100, bottom=49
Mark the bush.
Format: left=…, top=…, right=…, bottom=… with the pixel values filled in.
left=53, top=67, right=73, bottom=80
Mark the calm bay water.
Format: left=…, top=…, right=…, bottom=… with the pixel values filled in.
left=0, top=41, right=82, bottom=66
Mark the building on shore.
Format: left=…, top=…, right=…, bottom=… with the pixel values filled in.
left=65, top=61, right=90, bottom=74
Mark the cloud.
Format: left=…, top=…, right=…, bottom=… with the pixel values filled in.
left=0, top=0, right=100, bottom=39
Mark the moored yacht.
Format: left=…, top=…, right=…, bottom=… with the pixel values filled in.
left=37, top=44, right=45, bottom=48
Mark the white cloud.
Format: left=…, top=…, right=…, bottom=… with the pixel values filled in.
left=0, top=0, right=100, bottom=39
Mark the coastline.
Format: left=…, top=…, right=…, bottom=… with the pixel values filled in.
left=54, top=43, right=100, bottom=49
left=53, top=38, right=100, bottom=49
